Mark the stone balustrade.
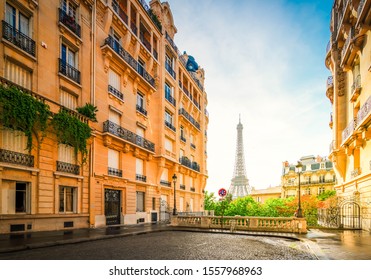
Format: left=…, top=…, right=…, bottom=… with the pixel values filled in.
left=171, top=215, right=307, bottom=234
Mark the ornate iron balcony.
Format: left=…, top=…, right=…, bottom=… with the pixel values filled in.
left=57, top=161, right=80, bottom=175
left=103, top=120, right=155, bottom=152
left=180, top=184, right=186, bottom=190
left=357, top=95, right=371, bottom=125
left=179, top=108, right=200, bottom=130
left=165, top=61, right=176, bottom=80
left=191, top=161, right=200, bottom=172
left=160, top=180, right=171, bottom=187
left=342, top=118, right=357, bottom=143
left=59, top=8, right=81, bottom=37
left=190, top=187, right=196, bottom=192
left=165, top=32, right=178, bottom=53
left=59, top=58, right=81, bottom=84
left=136, top=104, right=147, bottom=116
left=103, top=36, right=155, bottom=87
left=2, top=20, right=36, bottom=57
left=165, top=120, right=176, bottom=132
left=136, top=174, right=147, bottom=182
left=0, top=148, right=34, bottom=167
left=108, top=85, right=124, bottom=101
left=108, top=167, right=123, bottom=177
left=179, top=156, right=192, bottom=169
left=165, top=91, right=176, bottom=106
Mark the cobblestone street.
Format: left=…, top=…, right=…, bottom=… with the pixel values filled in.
left=0, top=231, right=315, bottom=260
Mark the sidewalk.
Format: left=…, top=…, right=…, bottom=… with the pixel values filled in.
left=0, top=223, right=370, bottom=259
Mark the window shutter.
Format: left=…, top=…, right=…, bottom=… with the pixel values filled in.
left=161, top=168, right=168, bottom=181
left=136, top=158, right=143, bottom=175
left=5, top=61, right=32, bottom=89
left=109, top=110, right=121, bottom=125
left=60, top=90, right=77, bottom=110
left=108, top=149, right=119, bottom=169
left=109, top=69, right=120, bottom=90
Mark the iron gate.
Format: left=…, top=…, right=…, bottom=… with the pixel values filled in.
left=105, top=189, right=121, bottom=225
left=340, top=201, right=361, bottom=229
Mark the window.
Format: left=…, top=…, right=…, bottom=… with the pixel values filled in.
left=60, top=89, right=77, bottom=110
left=108, top=148, right=119, bottom=169
left=136, top=191, right=145, bottom=212
left=58, top=144, right=76, bottom=164
left=109, top=28, right=121, bottom=52
left=136, top=158, right=144, bottom=175
left=136, top=127, right=144, bottom=137
left=189, top=198, right=194, bottom=212
left=136, top=92, right=147, bottom=115
left=165, top=111, right=173, bottom=126
left=190, top=177, right=194, bottom=188
left=305, top=188, right=311, bottom=195
left=165, top=82, right=175, bottom=105
left=61, top=0, right=77, bottom=21
left=180, top=149, right=184, bottom=159
left=179, top=197, right=184, bottom=212
left=59, top=186, right=77, bottom=213
left=60, top=43, right=80, bottom=83
left=161, top=168, right=169, bottom=182
left=165, top=54, right=173, bottom=68
left=109, top=69, right=121, bottom=91
left=61, top=43, right=77, bottom=68
left=1, top=128, right=27, bottom=153
left=138, top=59, right=145, bottom=76
left=109, top=109, right=121, bottom=125
left=15, top=183, right=29, bottom=213
left=318, top=187, right=325, bottom=195
left=5, top=60, right=32, bottom=89
left=165, top=137, right=173, bottom=152
left=6, top=3, right=30, bottom=36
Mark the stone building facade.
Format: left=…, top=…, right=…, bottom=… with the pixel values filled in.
left=325, top=0, right=371, bottom=231
left=0, top=0, right=208, bottom=233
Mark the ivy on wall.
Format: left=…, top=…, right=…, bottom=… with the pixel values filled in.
left=52, top=109, right=92, bottom=163
left=0, top=84, right=50, bottom=152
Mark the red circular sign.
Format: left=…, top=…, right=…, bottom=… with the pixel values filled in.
left=218, top=188, right=227, bottom=197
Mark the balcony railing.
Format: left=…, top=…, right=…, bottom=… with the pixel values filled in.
left=130, top=21, right=138, bottom=35
left=108, top=85, right=124, bottom=101
left=137, top=0, right=162, bottom=31
left=357, top=96, right=371, bottom=127
left=59, top=8, right=81, bottom=37
left=351, top=74, right=361, bottom=95
left=165, top=120, right=176, bottom=132
left=165, top=32, right=179, bottom=53
left=112, top=1, right=128, bottom=24
left=108, top=167, right=123, bottom=177
left=153, top=49, right=158, bottom=60
left=58, top=59, right=81, bottom=84
left=191, top=161, right=200, bottom=172
left=0, top=148, right=34, bottom=167
left=180, top=184, right=186, bottom=190
left=136, top=174, right=147, bottom=182
left=56, top=161, right=80, bottom=175
left=136, top=104, right=147, bottom=116
left=103, top=120, right=155, bottom=152
left=341, top=27, right=354, bottom=61
left=165, top=61, right=176, bottom=80
left=351, top=168, right=361, bottom=179
left=180, top=135, right=186, bottom=143
left=103, top=36, right=155, bottom=88
left=342, top=118, right=357, bottom=143
left=160, top=180, right=171, bottom=187
left=191, top=143, right=196, bottom=149
left=179, top=156, right=200, bottom=172
left=140, top=32, right=151, bottom=52
left=165, top=91, right=176, bottom=106
left=2, top=20, right=36, bottom=57
left=190, top=187, right=195, bottom=192
left=179, top=108, right=200, bottom=130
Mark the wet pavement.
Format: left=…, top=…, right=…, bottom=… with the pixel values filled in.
left=0, top=223, right=370, bottom=260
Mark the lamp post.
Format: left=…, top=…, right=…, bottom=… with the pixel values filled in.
left=172, top=174, right=177, bottom=215
left=296, top=161, right=303, bottom=218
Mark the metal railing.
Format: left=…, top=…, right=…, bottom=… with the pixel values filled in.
left=112, top=0, right=128, bottom=24
left=165, top=91, right=176, bottom=106
left=0, top=148, right=34, bottom=167
left=180, top=184, right=186, bottom=190
left=327, top=76, right=333, bottom=88
left=165, top=61, right=176, bottom=80
left=103, top=120, right=155, bottom=152
left=351, top=74, right=361, bottom=94
left=58, top=8, right=81, bottom=37
left=56, top=161, right=80, bottom=175
left=341, top=27, right=354, bottom=61
left=136, top=104, right=147, bottom=116
left=108, top=167, right=123, bottom=177
left=136, top=174, right=147, bottom=182
left=179, top=156, right=200, bottom=172
left=2, top=20, right=36, bottom=56
left=103, top=36, right=155, bottom=88
left=190, top=187, right=195, bottom=192
left=180, top=135, right=186, bottom=143
left=130, top=21, right=138, bottom=35
left=357, top=95, right=371, bottom=125
left=108, top=85, right=124, bottom=100
left=160, top=180, right=171, bottom=187
left=140, top=32, right=151, bottom=52
left=179, top=108, right=200, bottom=130
left=190, top=143, right=196, bottom=149
left=58, top=59, right=81, bottom=84
left=342, top=118, right=357, bottom=143
left=165, top=120, right=176, bottom=131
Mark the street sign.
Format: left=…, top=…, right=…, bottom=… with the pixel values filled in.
left=218, top=188, right=227, bottom=197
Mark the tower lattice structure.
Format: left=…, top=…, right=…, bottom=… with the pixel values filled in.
left=229, top=117, right=251, bottom=199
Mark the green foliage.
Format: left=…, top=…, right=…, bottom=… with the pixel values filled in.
left=0, top=84, right=50, bottom=152
left=52, top=109, right=91, bottom=163
left=317, top=190, right=336, bottom=201
left=76, top=103, right=98, bottom=122
left=148, top=9, right=162, bottom=31
left=204, top=191, right=217, bottom=211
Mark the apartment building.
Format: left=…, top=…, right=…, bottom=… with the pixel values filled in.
left=0, top=0, right=208, bottom=233
left=281, top=156, right=336, bottom=198
left=325, top=0, right=371, bottom=231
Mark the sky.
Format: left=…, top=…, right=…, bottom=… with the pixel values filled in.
left=168, top=0, right=334, bottom=195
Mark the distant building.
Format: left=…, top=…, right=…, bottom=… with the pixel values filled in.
left=281, top=156, right=336, bottom=198
left=250, top=186, right=282, bottom=203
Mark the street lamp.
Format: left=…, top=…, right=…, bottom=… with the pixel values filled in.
left=172, top=173, right=177, bottom=215
left=296, top=161, right=303, bottom=218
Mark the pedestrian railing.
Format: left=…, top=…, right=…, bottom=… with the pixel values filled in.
left=172, top=215, right=307, bottom=234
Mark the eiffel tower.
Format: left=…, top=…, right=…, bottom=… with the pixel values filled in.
left=229, top=116, right=251, bottom=199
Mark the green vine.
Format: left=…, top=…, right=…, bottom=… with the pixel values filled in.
left=52, top=109, right=91, bottom=163
left=148, top=9, right=162, bottom=32
left=76, top=103, right=98, bottom=122
left=0, top=84, right=50, bottom=152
